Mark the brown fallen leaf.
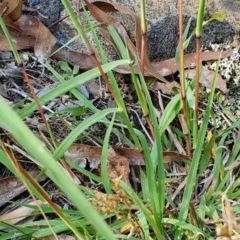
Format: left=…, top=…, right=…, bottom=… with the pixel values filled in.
left=52, top=46, right=96, bottom=70
left=116, top=50, right=232, bottom=93
left=64, top=143, right=191, bottom=168
left=13, top=15, right=56, bottom=62
left=0, top=27, right=35, bottom=50
left=151, top=50, right=233, bottom=77
left=115, top=50, right=233, bottom=77
left=0, top=0, right=56, bottom=62
left=0, top=171, right=46, bottom=207
left=185, top=65, right=228, bottom=93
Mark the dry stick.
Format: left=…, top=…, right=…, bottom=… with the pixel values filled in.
left=19, top=65, right=50, bottom=130
left=22, top=5, right=48, bottom=19
left=48, top=14, right=69, bottom=28
left=18, top=64, right=63, bottom=161
left=178, top=1, right=191, bottom=157
left=20, top=66, right=77, bottom=178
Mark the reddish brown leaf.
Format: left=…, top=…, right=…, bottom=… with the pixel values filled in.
left=151, top=50, right=233, bottom=76
left=52, top=46, right=96, bottom=70
left=115, top=50, right=233, bottom=77
left=115, top=50, right=232, bottom=93
left=64, top=143, right=191, bottom=168
left=1, top=13, right=56, bottom=61
left=13, top=15, right=56, bottom=62
left=0, top=27, right=35, bottom=50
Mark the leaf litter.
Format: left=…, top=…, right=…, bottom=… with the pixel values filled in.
left=0, top=0, right=233, bottom=189
left=0, top=0, right=238, bottom=237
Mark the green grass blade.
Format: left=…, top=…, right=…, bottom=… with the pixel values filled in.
left=53, top=108, right=119, bottom=160
left=120, top=180, right=161, bottom=238
left=0, top=96, right=117, bottom=239
left=17, top=60, right=129, bottom=118
left=175, top=61, right=219, bottom=239
left=101, top=113, right=116, bottom=194
left=159, top=94, right=182, bottom=136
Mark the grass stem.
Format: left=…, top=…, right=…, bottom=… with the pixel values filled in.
left=194, top=0, right=206, bottom=147
left=178, top=0, right=191, bottom=157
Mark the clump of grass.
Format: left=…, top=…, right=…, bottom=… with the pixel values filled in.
left=0, top=0, right=239, bottom=239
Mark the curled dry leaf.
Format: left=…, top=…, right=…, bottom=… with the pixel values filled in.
left=1, top=0, right=23, bottom=21
left=12, top=15, right=57, bottom=62
left=0, top=0, right=56, bottom=62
